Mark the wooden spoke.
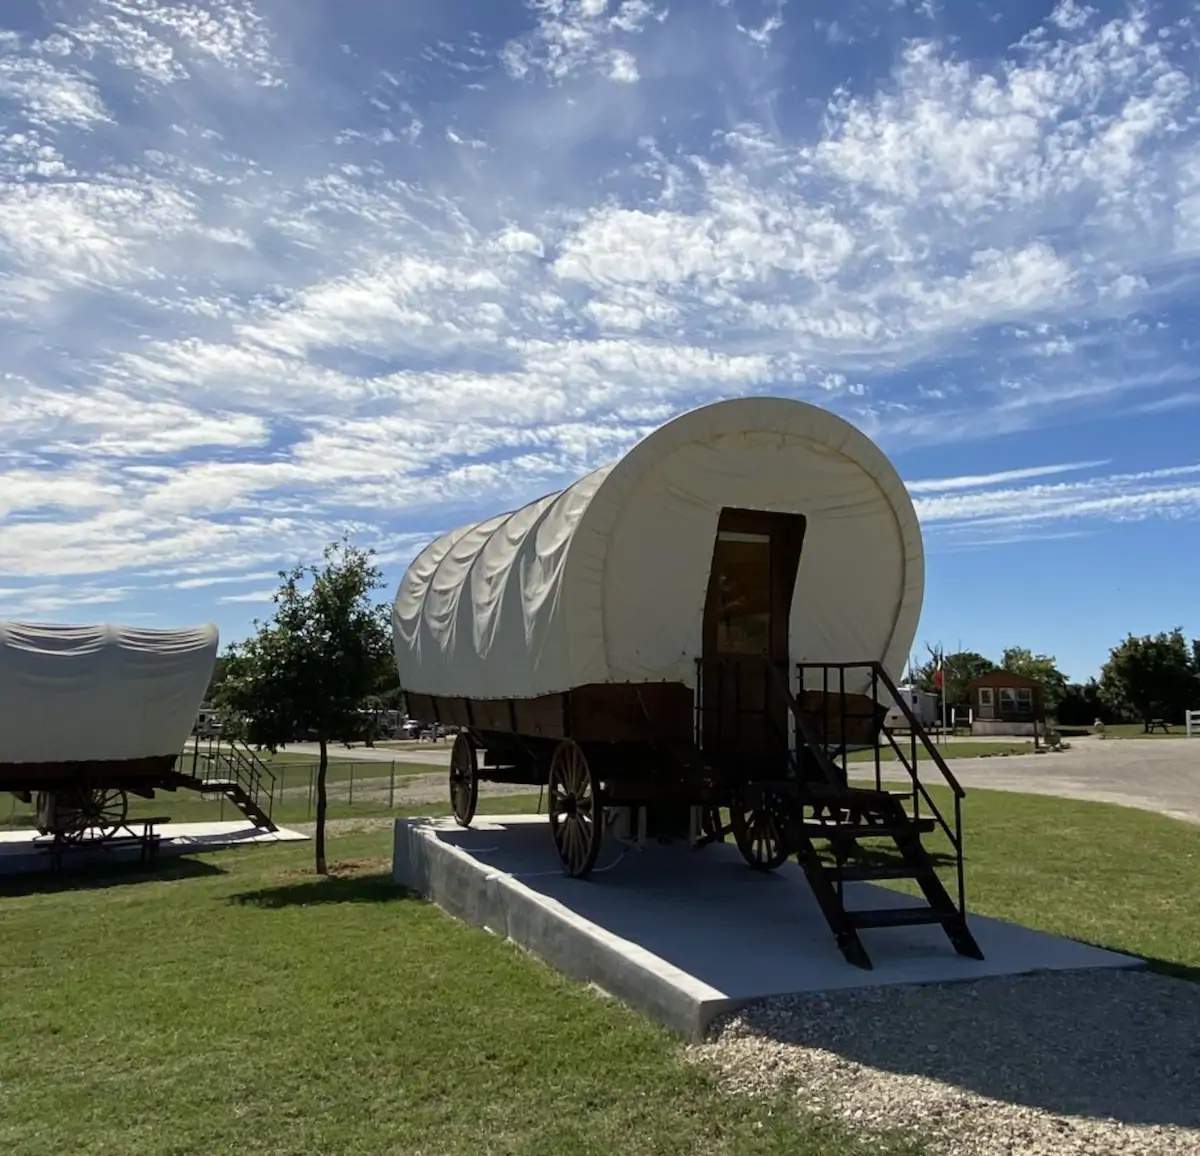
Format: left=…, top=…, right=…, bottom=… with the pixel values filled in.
left=731, top=792, right=790, bottom=871
left=54, top=785, right=128, bottom=844
left=547, top=740, right=603, bottom=878
left=449, top=733, right=478, bottom=827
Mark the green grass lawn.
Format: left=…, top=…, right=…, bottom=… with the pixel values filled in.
left=1069, top=722, right=1196, bottom=739
left=0, top=827, right=921, bottom=1156
left=847, top=740, right=1032, bottom=763
left=853, top=783, right=1200, bottom=981
left=2, top=783, right=539, bottom=832
left=2, top=786, right=1196, bottom=1154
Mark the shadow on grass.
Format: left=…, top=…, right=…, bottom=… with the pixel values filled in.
left=0, top=854, right=225, bottom=897
left=1117, top=952, right=1200, bottom=984
left=230, top=868, right=415, bottom=908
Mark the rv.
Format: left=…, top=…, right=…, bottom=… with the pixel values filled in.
left=883, top=685, right=938, bottom=730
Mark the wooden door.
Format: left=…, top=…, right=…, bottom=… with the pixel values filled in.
left=701, top=508, right=806, bottom=766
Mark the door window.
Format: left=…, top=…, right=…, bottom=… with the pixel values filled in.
left=712, top=531, right=771, bottom=656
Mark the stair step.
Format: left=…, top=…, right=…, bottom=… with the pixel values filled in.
left=802, top=818, right=936, bottom=840
left=836, top=863, right=922, bottom=881
left=848, top=906, right=947, bottom=929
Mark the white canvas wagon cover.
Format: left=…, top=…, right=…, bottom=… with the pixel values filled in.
left=0, top=621, right=218, bottom=764
left=393, top=397, right=922, bottom=701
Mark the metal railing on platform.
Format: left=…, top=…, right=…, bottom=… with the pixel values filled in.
left=795, top=660, right=968, bottom=916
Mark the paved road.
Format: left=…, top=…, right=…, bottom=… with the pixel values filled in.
left=942, top=736, right=1200, bottom=825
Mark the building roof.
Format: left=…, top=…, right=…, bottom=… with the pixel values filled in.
left=967, top=670, right=1040, bottom=691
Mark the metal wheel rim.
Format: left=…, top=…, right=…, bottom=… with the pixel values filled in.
left=449, top=734, right=478, bottom=827
left=548, top=741, right=602, bottom=878
left=732, top=795, right=789, bottom=870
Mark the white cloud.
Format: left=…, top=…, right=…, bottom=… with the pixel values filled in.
left=907, top=460, right=1109, bottom=494
left=490, top=225, right=545, bottom=257
left=174, top=570, right=281, bottom=589
left=738, top=8, right=784, bottom=49
left=0, top=0, right=1197, bottom=605
left=608, top=49, right=639, bottom=83
left=500, top=0, right=657, bottom=84
left=1049, top=1, right=1095, bottom=32
left=916, top=464, right=1200, bottom=528
left=61, top=0, right=283, bottom=87
left=0, top=56, right=110, bottom=130
left=218, top=588, right=278, bottom=603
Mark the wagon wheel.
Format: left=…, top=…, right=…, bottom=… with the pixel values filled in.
left=58, top=785, right=128, bottom=844
left=548, top=740, right=603, bottom=878
left=730, top=791, right=790, bottom=871
left=449, top=733, right=479, bottom=827
left=700, top=806, right=726, bottom=844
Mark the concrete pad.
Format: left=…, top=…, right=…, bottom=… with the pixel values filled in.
left=0, top=820, right=307, bottom=876
left=393, top=814, right=1142, bottom=1038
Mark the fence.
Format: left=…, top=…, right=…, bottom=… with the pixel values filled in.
left=1187, top=710, right=1200, bottom=738
left=200, top=758, right=437, bottom=822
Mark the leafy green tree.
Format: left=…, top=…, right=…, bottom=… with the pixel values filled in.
left=1001, top=647, right=1068, bottom=712
left=1099, top=629, right=1199, bottom=733
left=1055, top=679, right=1106, bottom=726
left=913, top=649, right=995, bottom=706
left=217, top=541, right=394, bottom=873
left=204, top=655, right=227, bottom=704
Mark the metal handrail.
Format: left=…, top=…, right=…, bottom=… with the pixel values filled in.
left=795, top=659, right=969, bottom=915
left=185, top=733, right=275, bottom=820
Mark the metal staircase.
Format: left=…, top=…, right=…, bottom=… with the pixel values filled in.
left=167, top=736, right=278, bottom=831
left=698, top=657, right=982, bottom=969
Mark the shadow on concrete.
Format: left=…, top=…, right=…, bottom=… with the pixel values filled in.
left=728, top=968, right=1200, bottom=1130
left=0, top=855, right=225, bottom=898
left=231, top=869, right=414, bottom=909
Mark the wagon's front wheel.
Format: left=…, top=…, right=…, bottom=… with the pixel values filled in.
left=449, top=733, right=478, bottom=827
left=57, top=785, right=128, bottom=844
left=730, top=791, right=790, bottom=870
left=548, top=740, right=602, bottom=878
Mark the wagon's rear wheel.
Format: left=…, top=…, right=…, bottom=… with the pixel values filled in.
left=730, top=791, right=790, bottom=870
left=548, top=740, right=602, bottom=878
left=57, top=785, right=128, bottom=844
left=449, top=733, right=478, bottom=827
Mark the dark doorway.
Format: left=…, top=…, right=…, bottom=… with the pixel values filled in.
left=700, top=508, right=806, bottom=767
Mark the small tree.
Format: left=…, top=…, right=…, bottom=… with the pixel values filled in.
left=1099, top=629, right=1199, bottom=733
left=218, top=541, right=393, bottom=873
left=1001, top=646, right=1069, bottom=713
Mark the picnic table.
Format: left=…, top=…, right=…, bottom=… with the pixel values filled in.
left=35, top=816, right=171, bottom=871
left=1148, top=719, right=1172, bottom=734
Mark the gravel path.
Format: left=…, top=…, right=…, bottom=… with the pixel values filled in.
left=689, top=969, right=1200, bottom=1155
left=942, top=737, right=1200, bottom=825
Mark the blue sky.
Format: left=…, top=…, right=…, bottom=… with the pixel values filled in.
left=0, top=0, right=1197, bottom=681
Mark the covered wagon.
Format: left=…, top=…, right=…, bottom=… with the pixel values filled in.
left=393, top=397, right=980, bottom=968
left=0, top=621, right=275, bottom=845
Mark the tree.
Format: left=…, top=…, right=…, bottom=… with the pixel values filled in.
left=912, top=649, right=995, bottom=706
left=1055, top=679, right=1105, bottom=726
left=217, top=541, right=394, bottom=873
left=1000, top=646, right=1068, bottom=712
left=1099, top=629, right=1199, bottom=732
left=204, top=655, right=228, bottom=704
